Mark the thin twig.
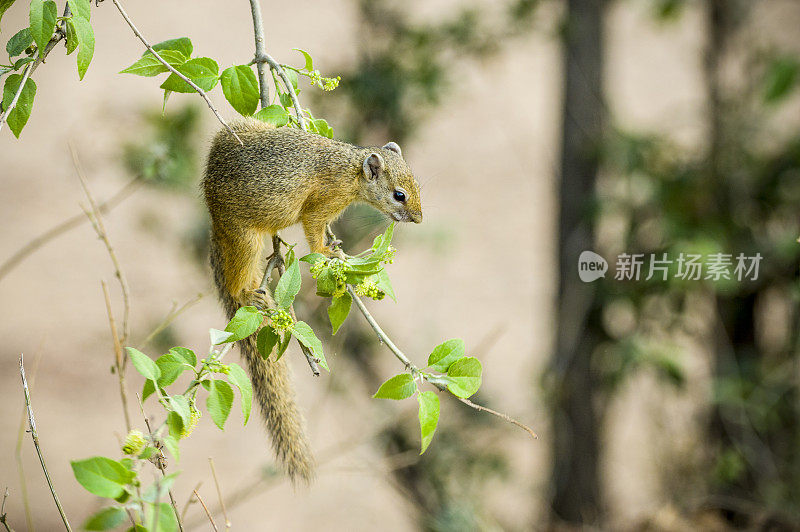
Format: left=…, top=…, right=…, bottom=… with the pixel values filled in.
left=193, top=490, right=219, bottom=532
left=248, top=0, right=270, bottom=108
left=102, top=280, right=133, bottom=432
left=348, top=286, right=414, bottom=370
left=1, top=488, right=11, bottom=532
left=0, top=177, right=142, bottom=283
left=136, top=395, right=185, bottom=532
left=208, top=458, right=231, bottom=530
left=456, top=397, right=537, bottom=439
left=251, top=54, right=307, bottom=130
left=15, top=343, right=43, bottom=532
left=181, top=482, right=203, bottom=523
left=139, top=293, right=204, bottom=349
left=19, top=355, right=73, bottom=531
left=109, top=0, right=242, bottom=145
left=331, top=228, right=537, bottom=440
left=72, top=146, right=132, bottom=346
left=259, top=236, right=320, bottom=375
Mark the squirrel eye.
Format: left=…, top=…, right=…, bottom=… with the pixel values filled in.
left=393, top=190, right=406, bottom=203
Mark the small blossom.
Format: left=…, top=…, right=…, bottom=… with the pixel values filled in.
left=270, top=309, right=294, bottom=331
left=355, top=280, right=385, bottom=300
left=122, top=430, right=146, bottom=456
left=180, top=408, right=202, bottom=439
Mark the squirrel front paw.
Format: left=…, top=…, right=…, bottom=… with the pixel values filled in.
left=248, top=288, right=271, bottom=311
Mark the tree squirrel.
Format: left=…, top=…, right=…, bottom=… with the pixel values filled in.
left=202, top=117, right=422, bottom=482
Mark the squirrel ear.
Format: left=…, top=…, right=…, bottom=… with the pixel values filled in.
left=363, top=152, right=385, bottom=180
left=382, top=142, right=402, bottom=157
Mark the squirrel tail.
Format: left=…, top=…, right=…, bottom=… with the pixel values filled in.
left=209, top=227, right=315, bottom=484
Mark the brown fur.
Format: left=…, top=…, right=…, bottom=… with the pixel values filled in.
left=202, top=118, right=422, bottom=483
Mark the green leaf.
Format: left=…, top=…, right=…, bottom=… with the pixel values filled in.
left=64, top=18, right=78, bottom=55
left=119, top=49, right=186, bottom=77
left=220, top=64, right=258, bottom=116
left=274, top=258, right=301, bottom=309
left=291, top=321, right=328, bottom=371
left=300, top=252, right=327, bottom=265
left=84, top=506, right=127, bottom=531
left=373, top=373, right=416, bottom=400
left=312, top=118, right=332, bottom=138
left=146, top=502, right=178, bottom=532
left=0, top=65, right=12, bottom=77
left=2, top=71, right=36, bottom=138
left=71, top=457, right=135, bottom=499
left=275, top=330, right=291, bottom=361
left=226, top=362, right=253, bottom=424
left=0, top=0, right=18, bottom=31
left=293, top=48, right=314, bottom=71
left=328, top=292, right=351, bottom=335
left=163, top=435, right=179, bottom=462
left=374, top=268, right=395, bottom=302
left=168, top=395, right=191, bottom=427
left=764, top=56, right=799, bottom=104
left=142, top=379, right=156, bottom=401
left=160, top=56, right=219, bottom=93
left=253, top=104, right=289, bottom=127
left=153, top=352, right=190, bottom=389
left=315, top=267, right=338, bottom=297
left=417, top=391, right=440, bottom=454
left=210, top=327, right=234, bottom=345
left=126, top=347, right=161, bottom=381
left=444, top=357, right=482, bottom=398
left=151, top=37, right=192, bottom=58
left=224, top=306, right=263, bottom=341
left=141, top=472, right=178, bottom=503
left=371, top=222, right=395, bottom=258
left=29, top=0, right=57, bottom=55
left=71, top=15, right=93, bottom=80
left=206, top=380, right=234, bottom=430
left=166, top=411, right=184, bottom=440
left=284, top=68, right=298, bottom=90
left=256, top=325, right=279, bottom=359
left=427, top=339, right=465, bottom=372
left=68, top=0, right=90, bottom=21
left=12, top=56, right=33, bottom=70
left=169, top=346, right=197, bottom=367
left=6, top=28, right=32, bottom=57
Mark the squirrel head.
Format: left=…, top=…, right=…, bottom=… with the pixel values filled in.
left=360, top=142, right=422, bottom=224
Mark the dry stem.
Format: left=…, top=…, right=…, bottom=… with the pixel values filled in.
left=19, top=355, right=72, bottom=531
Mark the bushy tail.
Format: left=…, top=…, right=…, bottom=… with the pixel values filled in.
left=210, top=228, right=315, bottom=483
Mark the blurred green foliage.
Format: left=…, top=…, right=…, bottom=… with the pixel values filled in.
left=123, top=105, right=200, bottom=188
left=592, top=37, right=800, bottom=519
left=317, top=0, right=540, bottom=143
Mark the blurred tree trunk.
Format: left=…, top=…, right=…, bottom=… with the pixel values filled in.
left=548, top=0, right=606, bottom=524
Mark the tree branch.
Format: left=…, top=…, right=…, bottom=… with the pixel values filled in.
left=251, top=54, right=308, bottom=130
left=19, top=354, right=73, bottom=531
left=248, top=0, right=270, bottom=108
left=72, top=146, right=132, bottom=346
left=0, top=177, right=142, bottom=284
left=137, top=395, right=185, bottom=532
left=109, top=0, right=242, bottom=145
left=102, top=280, right=133, bottom=432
